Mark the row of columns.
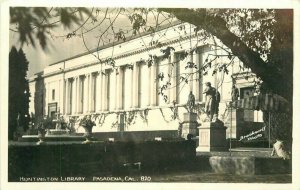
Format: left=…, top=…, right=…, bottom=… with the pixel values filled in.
left=63, top=63, right=159, bottom=116
left=62, top=50, right=203, bottom=116
left=64, top=73, right=96, bottom=115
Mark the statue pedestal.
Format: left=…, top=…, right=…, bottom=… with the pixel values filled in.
left=196, top=120, right=228, bottom=152
left=181, top=112, right=199, bottom=140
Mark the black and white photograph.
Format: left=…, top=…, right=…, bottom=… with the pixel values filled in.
left=1, top=1, right=299, bottom=189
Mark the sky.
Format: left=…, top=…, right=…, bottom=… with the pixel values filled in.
left=10, top=30, right=85, bottom=77
left=9, top=8, right=135, bottom=77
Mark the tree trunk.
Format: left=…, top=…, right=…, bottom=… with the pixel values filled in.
left=263, top=10, right=293, bottom=150
left=160, top=8, right=293, bottom=149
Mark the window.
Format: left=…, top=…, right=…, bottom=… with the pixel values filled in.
left=240, top=87, right=255, bottom=122
left=52, top=89, right=55, bottom=100
left=240, top=87, right=255, bottom=99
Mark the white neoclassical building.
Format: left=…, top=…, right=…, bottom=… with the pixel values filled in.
left=28, top=21, right=263, bottom=140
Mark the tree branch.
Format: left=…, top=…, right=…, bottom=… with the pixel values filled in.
left=159, top=8, right=285, bottom=96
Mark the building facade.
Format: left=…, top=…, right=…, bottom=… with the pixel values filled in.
left=28, top=21, right=263, bottom=140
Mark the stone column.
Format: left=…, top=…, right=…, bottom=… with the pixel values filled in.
left=67, top=79, right=71, bottom=114
left=76, top=76, right=80, bottom=114
left=149, top=61, right=154, bottom=106
left=213, top=47, right=219, bottom=89
left=45, top=82, right=49, bottom=116
left=193, top=50, right=200, bottom=102
left=106, top=70, right=110, bottom=111
left=83, top=74, right=89, bottom=113
left=199, top=50, right=204, bottom=102
left=101, top=72, right=106, bottom=111
left=68, top=79, right=72, bottom=114
left=137, top=63, right=141, bottom=107
left=93, top=72, right=97, bottom=112
left=103, top=70, right=110, bottom=111
left=72, top=77, right=76, bottom=114
left=79, top=76, right=82, bottom=114
left=71, top=78, right=74, bottom=114
left=196, top=120, right=228, bottom=152
left=131, top=63, right=135, bottom=108
left=112, top=71, right=116, bottom=110
left=64, top=79, right=69, bottom=115
left=90, top=73, right=96, bottom=112
left=189, top=50, right=193, bottom=92
left=169, top=52, right=177, bottom=103
left=91, top=73, right=95, bottom=112
left=147, top=65, right=151, bottom=107
left=71, top=77, right=75, bottom=114
left=96, top=71, right=102, bottom=112
left=87, top=73, right=91, bottom=113
left=62, top=79, right=65, bottom=115
left=58, top=79, right=61, bottom=113
left=132, top=62, right=139, bottom=108
left=72, top=77, right=77, bottom=115
left=76, top=77, right=79, bottom=114
left=79, top=75, right=85, bottom=114
left=152, top=61, right=158, bottom=106
left=119, top=68, right=124, bottom=109
left=86, top=74, right=91, bottom=113
left=73, top=77, right=76, bottom=114
left=166, top=58, right=170, bottom=104
left=77, top=76, right=81, bottom=114
left=116, top=69, right=121, bottom=110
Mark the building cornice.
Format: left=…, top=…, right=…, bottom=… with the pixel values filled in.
left=232, top=72, right=256, bottom=80
left=42, top=32, right=199, bottom=79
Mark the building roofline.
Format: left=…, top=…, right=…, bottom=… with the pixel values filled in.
left=34, top=71, right=44, bottom=75
left=48, top=20, right=183, bottom=66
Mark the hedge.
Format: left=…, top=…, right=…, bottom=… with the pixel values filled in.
left=8, top=140, right=196, bottom=181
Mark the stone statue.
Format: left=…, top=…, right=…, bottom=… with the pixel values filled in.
left=203, top=82, right=220, bottom=121
left=231, top=84, right=239, bottom=101
left=187, top=91, right=195, bottom=113
left=271, top=139, right=291, bottom=160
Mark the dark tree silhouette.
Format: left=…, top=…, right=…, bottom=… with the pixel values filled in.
left=9, top=46, right=30, bottom=140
